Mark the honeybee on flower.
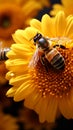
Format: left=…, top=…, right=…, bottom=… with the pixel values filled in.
left=5, top=11, right=73, bottom=123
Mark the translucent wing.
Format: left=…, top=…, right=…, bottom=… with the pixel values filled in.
left=46, top=37, right=73, bottom=48
left=28, top=49, right=40, bottom=69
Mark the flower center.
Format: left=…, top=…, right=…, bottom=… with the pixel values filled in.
left=0, top=15, right=11, bottom=28
left=31, top=43, right=73, bottom=98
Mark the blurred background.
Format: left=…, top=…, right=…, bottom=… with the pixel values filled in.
left=0, top=0, right=73, bottom=130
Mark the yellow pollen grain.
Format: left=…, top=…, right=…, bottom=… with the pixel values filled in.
left=47, top=89, right=50, bottom=92
left=39, top=89, right=43, bottom=92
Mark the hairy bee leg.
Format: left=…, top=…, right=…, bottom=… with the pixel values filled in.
left=40, top=56, right=49, bottom=72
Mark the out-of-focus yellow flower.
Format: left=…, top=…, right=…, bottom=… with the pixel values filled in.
left=0, top=0, right=50, bottom=39
left=50, top=0, right=73, bottom=16
left=0, top=109, right=18, bottom=130
left=0, top=0, right=50, bottom=85
left=6, top=11, right=73, bottom=123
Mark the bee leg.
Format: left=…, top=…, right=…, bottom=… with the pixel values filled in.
left=40, top=56, right=49, bottom=72
left=59, top=45, right=66, bottom=49
left=53, top=44, right=59, bottom=48
left=53, top=44, right=66, bottom=49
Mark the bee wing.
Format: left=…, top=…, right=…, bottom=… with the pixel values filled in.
left=57, top=38, right=73, bottom=48
left=28, top=49, right=40, bottom=69
left=46, top=37, right=73, bottom=48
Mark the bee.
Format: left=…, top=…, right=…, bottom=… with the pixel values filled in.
left=0, top=48, right=10, bottom=61
left=29, top=33, right=65, bottom=71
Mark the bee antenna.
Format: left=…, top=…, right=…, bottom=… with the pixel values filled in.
left=29, top=32, right=38, bottom=41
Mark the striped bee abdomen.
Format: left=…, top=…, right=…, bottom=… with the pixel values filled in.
left=50, top=53, right=65, bottom=69
left=45, top=48, right=65, bottom=70
left=0, top=48, right=10, bottom=61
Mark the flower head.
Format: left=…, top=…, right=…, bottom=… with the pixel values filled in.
left=50, top=0, right=73, bottom=16
left=6, top=11, right=73, bottom=123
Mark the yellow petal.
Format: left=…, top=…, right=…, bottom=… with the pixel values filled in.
left=50, top=4, right=64, bottom=16
left=11, top=44, right=34, bottom=55
left=41, top=14, right=55, bottom=37
left=12, top=29, right=34, bottom=49
left=9, top=74, right=31, bottom=86
left=39, top=96, right=49, bottom=122
left=34, top=97, right=44, bottom=114
left=30, top=19, right=41, bottom=31
left=59, top=95, right=73, bottom=119
left=14, top=81, right=35, bottom=101
left=65, top=16, right=73, bottom=38
left=45, top=96, right=58, bottom=122
left=6, top=59, right=28, bottom=74
left=6, top=87, right=17, bottom=97
left=12, top=29, right=27, bottom=44
left=55, top=11, right=66, bottom=37
left=24, top=89, right=41, bottom=109
left=6, top=50, right=18, bottom=60
left=6, top=59, right=28, bottom=67
left=5, top=71, right=15, bottom=80
left=23, top=27, right=40, bottom=40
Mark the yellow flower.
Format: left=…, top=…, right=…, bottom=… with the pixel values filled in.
left=0, top=0, right=50, bottom=37
left=0, top=110, right=18, bottom=130
left=0, top=0, right=50, bottom=85
left=6, top=11, right=73, bottom=123
left=50, top=0, right=73, bottom=16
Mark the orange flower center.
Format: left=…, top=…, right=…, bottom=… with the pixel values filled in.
left=31, top=47, right=73, bottom=98
left=0, top=15, right=11, bottom=28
